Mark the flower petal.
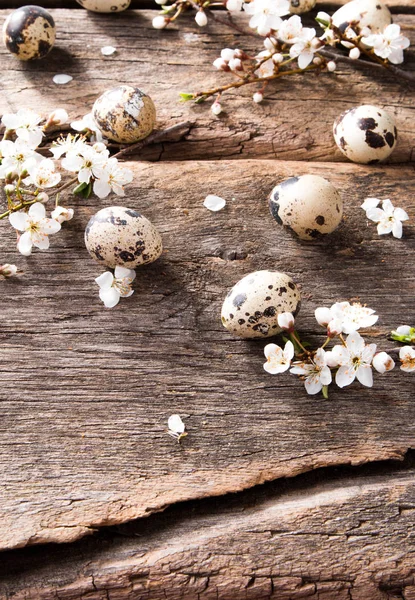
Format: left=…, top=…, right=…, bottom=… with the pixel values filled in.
left=356, top=365, right=373, bottom=387
left=335, top=365, right=355, bottom=388
left=28, top=202, right=46, bottom=219
left=9, top=211, right=29, bottom=231
left=17, top=231, right=33, bottom=256
left=95, top=271, right=114, bottom=290
left=99, top=287, right=120, bottom=308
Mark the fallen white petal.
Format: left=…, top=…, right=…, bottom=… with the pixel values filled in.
left=203, top=195, right=226, bottom=212
left=101, top=46, right=117, bottom=56
left=53, top=74, right=73, bottom=85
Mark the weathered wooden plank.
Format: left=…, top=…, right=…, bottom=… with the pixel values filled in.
left=4, top=0, right=415, bottom=8
left=0, top=9, right=414, bottom=163
left=1, top=159, right=414, bottom=551
left=1, top=465, right=415, bottom=599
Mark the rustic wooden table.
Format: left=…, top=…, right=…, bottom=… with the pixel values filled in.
left=0, top=1, right=414, bottom=598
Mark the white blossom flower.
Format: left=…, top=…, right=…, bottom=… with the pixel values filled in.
left=255, top=51, right=275, bottom=77
left=51, top=206, right=74, bottom=224
left=277, top=14, right=303, bottom=44
left=1, top=109, right=43, bottom=147
left=243, top=0, right=290, bottom=36
left=399, top=346, right=415, bottom=373
left=365, top=199, right=409, bottom=239
left=62, top=145, right=107, bottom=184
left=0, top=138, right=42, bottom=178
left=26, top=158, right=61, bottom=189
left=263, top=340, right=294, bottom=374
left=71, top=113, right=104, bottom=142
left=95, top=266, right=136, bottom=308
left=227, top=0, right=244, bottom=11
left=332, top=302, right=378, bottom=333
left=195, top=10, right=208, bottom=26
left=362, top=24, right=410, bottom=65
left=331, top=331, right=377, bottom=388
left=0, top=263, right=18, bottom=278
left=372, top=352, right=395, bottom=374
left=51, top=134, right=87, bottom=159
left=167, top=414, right=186, bottom=439
left=9, top=202, right=61, bottom=256
left=290, top=348, right=332, bottom=395
left=289, top=27, right=319, bottom=69
left=92, top=158, right=134, bottom=199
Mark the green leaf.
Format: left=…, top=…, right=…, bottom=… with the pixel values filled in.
left=315, top=17, right=330, bottom=27
left=179, top=92, right=195, bottom=102
left=322, top=385, right=329, bottom=400
left=194, top=95, right=207, bottom=105
left=75, top=181, right=92, bottom=199
left=73, top=181, right=88, bottom=194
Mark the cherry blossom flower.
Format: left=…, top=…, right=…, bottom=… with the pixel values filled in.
left=365, top=199, right=409, bottom=239
left=0, top=264, right=18, bottom=278
left=95, top=266, right=136, bottom=308
left=331, top=331, right=377, bottom=388
left=167, top=414, right=187, bottom=441
left=26, top=159, right=61, bottom=189
left=62, top=146, right=107, bottom=185
left=362, top=24, right=410, bottom=65
left=361, top=197, right=380, bottom=211
left=9, top=202, right=61, bottom=256
left=372, top=352, right=395, bottom=374
left=263, top=340, right=294, bottom=374
left=51, top=134, right=87, bottom=159
left=399, top=346, right=415, bottom=373
left=46, top=109, right=69, bottom=127
left=71, top=113, right=104, bottom=142
left=290, top=348, right=332, bottom=395
left=277, top=15, right=303, bottom=44
left=92, top=158, right=134, bottom=199
left=243, top=0, right=290, bottom=36
left=51, top=206, right=74, bottom=224
left=0, top=139, right=42, bottom=178
left=289, top=27, right=319, bottom=69
left=1, top=109, right=43, bottom=147
left=330, top=301, right=378, bottom=334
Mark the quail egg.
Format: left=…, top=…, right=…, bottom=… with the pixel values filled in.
left=3, top=5, right=56, bottom=61
left=76, top=0, right=131, bottom=11
left=333, top=105, right=397, bottom=164
left=85, top=206, right=163, bottom=268
left=332, top=0, right=391, bottom=34
left=221, top=270, right=301, bottom=339
left=289, top=0, right=316, bottom=14
left=93, top=86, right=156, bottom=144
left=269, top=175, right=343, bottom=240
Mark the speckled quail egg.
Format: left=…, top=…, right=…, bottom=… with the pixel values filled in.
left=3, top=5, right=56, bottom=61
left=92, top=86, right=156, bottom=144
left=289, top=0, right=316, bottom=14
left=85, top=206, right=163, bottom=269
left=269, top=175, right=343, bottom=240
left=221, top=270, right=301, bottom=339
left=332, top=0, right=391, bottom=34
left=76, top=0, right=131, bottom=12
left=333, top=105, right=397, bottom=164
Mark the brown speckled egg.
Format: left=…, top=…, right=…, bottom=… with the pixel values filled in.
left=92, top=86, right=156, bottom=144
left=85, top=206, right=163, bottom=268
left=269, top=175, right=343, bottom=240
left=332, top=0, right=391, bottom=34
left=333, top=105, right=397, bottom=164
left=221, top=270, right=301, bottom=339
left=289, top=0, right=316, bottom=14
left=3, top=5, right=56, bottom=61
left=76, top=0, right=131, bottom=11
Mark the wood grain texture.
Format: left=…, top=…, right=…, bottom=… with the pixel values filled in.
left=4, top=0, right=415, bottom=8
left=0, top=9, right=414, bottom=163
left=1, top=159, right=414, bottom=551
left=1, top=463, right=415, bottom=599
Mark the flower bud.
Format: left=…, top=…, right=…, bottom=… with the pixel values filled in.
left=5, top=172, right=18, bottom=184
left=211, top=101, right=222, bottom=116
left=349, top=47, right=360, bottom=59
left=152, top=15, right=168, bottom=29
left=253, top=92, right=263, bottom=103
left=213, top=58, right=228, bottom=71
left=4, top=184, right=15, bottom=194
left=327, top=61, right=337, bottom=72
left=313, top=56, right=322, bottom=66
left=37, top=192, right=49, bottom=204
left=195, top=10, right=208, bottom=27
left=272, top=53, right=284, bottom=64
left=327, top=318, right=343, bottom=338
left=277, top=312, right=295, bottom=332
left=396, top=326, right=411, bottom=336
left=221, top=48, right=235, bottom=62
left=46, top=109, right=69, bottom=127
left=373, top=352, right=395, bottom=374
left=229, top=57, right=242, bottom=70
left=0, top=263, right=18, bottom=278
left=317, top=11, right=331, bottom=24
left=315, top=307, right=333, bottom=327
left=325, top=351, right=339, bottom=368
left=51, top=206, right=74, bottom=224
